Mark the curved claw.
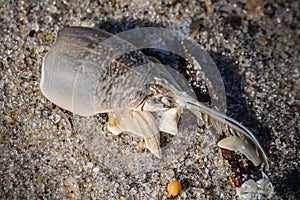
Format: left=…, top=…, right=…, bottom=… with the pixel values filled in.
left=151, top=78, right=269, bottom=169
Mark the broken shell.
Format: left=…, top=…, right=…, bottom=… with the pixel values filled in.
left=236, top=172, right=275, bottom=200
left=159, top=107, right=182, bottom=135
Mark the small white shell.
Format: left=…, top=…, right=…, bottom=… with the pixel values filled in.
left=236, top=172, right=275, bottom=200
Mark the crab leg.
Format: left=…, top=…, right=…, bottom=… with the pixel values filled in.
left=108, top=110, right=161, bottom=158
left=151, top=78, right=269, bottom=169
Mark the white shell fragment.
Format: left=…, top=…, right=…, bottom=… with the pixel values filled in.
left=217, top=135, right=261, bottom=167
left=159, top=107, right=182, bottom=135
left=236, top=172, right=275, bottom=200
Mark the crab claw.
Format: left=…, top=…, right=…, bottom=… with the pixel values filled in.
left=217, top=135, right=262, bottom=167
left=108, top=110, right=161, bottom=158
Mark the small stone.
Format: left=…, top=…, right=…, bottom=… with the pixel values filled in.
left=86, top=8, right=93, bottom=13
left=167, top=181, right=181, bottom=197
left=199, top=188, right=205, bottom=194
left=87, top=162, right=93, bottom=168
left=30, top=22, right=39, bottom=31
left=36, top=176, right=43, bottom=184
left=93, top=167, right=99, bottom=173
left=23, top=2, right=29, bottom=8
left=49, top=113, right=61, bottom=124
left=47, top=5, right=57, bottom=13
left=44, top=15, right=53, bottom=24
left=45, top=34, right=53, bottom=41
left=198, top=157, right=204, bottom=164
left=138, top=141, right=145, bottom=150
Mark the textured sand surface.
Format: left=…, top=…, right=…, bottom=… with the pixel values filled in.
left=0, top=1, right=299, bottom=199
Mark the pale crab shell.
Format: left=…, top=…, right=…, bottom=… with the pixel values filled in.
left=40, top=26, right=194, bottom=116
left=40, top=26, right=196, bottom=158
left=40, top=26, right=269, bottom=169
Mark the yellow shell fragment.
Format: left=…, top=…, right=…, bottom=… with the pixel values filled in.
left=167, top=180, right=181, bottom=197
